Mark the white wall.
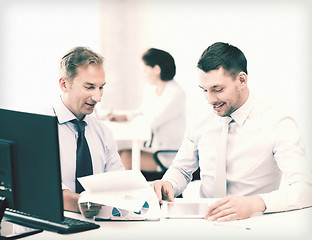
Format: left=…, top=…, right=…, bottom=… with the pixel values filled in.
left=98, top=0, right=312, bottom=158
left=0, top=0, right=101, bottom=112
left=0, top=0, right=311, bottom=157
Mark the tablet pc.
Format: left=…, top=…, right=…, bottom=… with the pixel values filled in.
left=164, top=202, right=209, bottom=219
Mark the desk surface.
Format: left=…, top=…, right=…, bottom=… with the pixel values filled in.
left=102, top=118, right=150, bottom=141
left=102, top=118, right=151, bottom=170
left=21, top=207, right=312, bottom=240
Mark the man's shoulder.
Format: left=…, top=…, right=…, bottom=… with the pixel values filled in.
left=38, top=106, right=55, bottom=116
left=252, top=96, right=288, bottom=119
left=249, top=96, right=292, bottom=130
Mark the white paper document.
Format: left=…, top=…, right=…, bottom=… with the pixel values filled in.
left=95, top=187, right=161, bottom=221
left=78, top=170, right=158, bottom=215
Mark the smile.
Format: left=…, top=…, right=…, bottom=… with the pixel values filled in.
left=213, top=102, right=225, bottom=111
left=86, top=103, right=95, bottom=108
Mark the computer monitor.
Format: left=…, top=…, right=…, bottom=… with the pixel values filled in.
left=0, top=108, right=64, bottom=222
left=0, top=139, right=15, bottom=208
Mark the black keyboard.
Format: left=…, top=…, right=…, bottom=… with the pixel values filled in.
left=4, top=208, right=100, bottom=234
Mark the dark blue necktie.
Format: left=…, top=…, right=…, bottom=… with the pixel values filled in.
left=71, top=120, right=93, bottom=193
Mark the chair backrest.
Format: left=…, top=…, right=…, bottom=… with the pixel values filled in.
left=153, top=150, right=201, bottom=181
left=153, top=150, right=178, bottom=171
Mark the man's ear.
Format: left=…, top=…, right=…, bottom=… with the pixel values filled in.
left=59, top=78, right=68, bottom=92
left=238, top=72, right=247, bottom=85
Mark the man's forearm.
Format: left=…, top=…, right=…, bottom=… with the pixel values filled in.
left=63, top=189, right=80, bottom=213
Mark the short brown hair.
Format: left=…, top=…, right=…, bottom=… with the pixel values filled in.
left=197, top=42, right=247, bottom=79
left=59, top=46, right=104, bottom=80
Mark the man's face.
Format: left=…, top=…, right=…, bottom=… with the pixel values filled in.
left=198, top=67, right=246, bottom=117
left=60, top=65, right=106, bottom=120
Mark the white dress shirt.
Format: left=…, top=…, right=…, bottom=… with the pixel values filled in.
left=53, top=98, right=124, bottom=192
left=163, top=94, right=312, bottom=213
left=127, top=80, right=186, bottom=151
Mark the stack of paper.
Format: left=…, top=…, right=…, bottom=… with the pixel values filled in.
left=78, top=170, right=160, bottom=220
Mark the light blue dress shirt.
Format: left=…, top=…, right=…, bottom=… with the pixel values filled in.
left=163, top=94, right=312, bottom=213
left=53, top=98, right=124, bottom=192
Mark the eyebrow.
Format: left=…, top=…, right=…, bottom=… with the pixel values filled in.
left=198, top=85, right=221, bottom=90
left=85, top=82, right=106, bottom=87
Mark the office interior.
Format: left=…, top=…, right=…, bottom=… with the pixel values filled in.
left=0, top=0, right=311, bottom=238
left=0, top=0, right=311, bottom=157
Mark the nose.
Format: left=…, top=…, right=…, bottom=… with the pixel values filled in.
left=204, top=92, right=217, bottom=105
left=92, top=89, right=103, bottom=103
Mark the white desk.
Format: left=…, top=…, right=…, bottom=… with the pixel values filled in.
left=102, top=117, right=150, bottom=170
left=21, top=207, right=312, bottom=240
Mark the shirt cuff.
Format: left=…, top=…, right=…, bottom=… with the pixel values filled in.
left=62, top=182, right=70, bottom=191
left=162, top=171, right=186, bottom=197
left=258, top=193, right=276, bottom=213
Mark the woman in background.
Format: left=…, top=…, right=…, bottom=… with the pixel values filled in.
left=106, top=48, right=186, bottom=171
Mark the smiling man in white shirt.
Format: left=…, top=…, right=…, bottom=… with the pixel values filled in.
left=152, top=42, right=312, bottom=221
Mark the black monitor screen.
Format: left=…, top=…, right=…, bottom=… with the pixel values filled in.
left=0, top=108, right=63, bottom=222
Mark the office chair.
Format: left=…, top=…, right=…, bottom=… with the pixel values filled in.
left=141, top=150, right=200, bottom=182
left=153, top=150, right=178, bottom=172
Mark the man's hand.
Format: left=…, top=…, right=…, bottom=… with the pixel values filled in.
left=106, top=113, right=127, bottom=122
left=63, top=190, right=102, bottom=218
left=205, top=195, right=266, bottom=222
left=79, top=202, right=102, bottom=218
left=151, top=180, right=175, bottom=204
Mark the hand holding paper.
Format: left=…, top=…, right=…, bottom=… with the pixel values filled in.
left=78, top=170, right=151, bottom=212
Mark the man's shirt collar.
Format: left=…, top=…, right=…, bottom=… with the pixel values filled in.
left=53, top=96, right=90, bottom=125
left=229, top=94, right=254, bottom=126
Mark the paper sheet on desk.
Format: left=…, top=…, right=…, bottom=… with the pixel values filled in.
left=95, top=187, right=161, bottom=221
left=78, top=170, right=150, bottom=211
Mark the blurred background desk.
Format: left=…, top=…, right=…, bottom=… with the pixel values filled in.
left=102, top=117, right=150, bottom=170
left=20, top=206, right=312, bottom=240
